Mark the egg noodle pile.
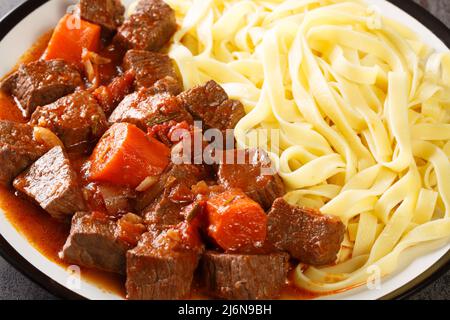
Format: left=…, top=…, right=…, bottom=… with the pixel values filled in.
left=132, top=0, right=450, bottom=293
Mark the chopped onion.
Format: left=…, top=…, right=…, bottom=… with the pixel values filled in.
left=82, top=57, right=95, bottom=85
left=33, top=127, right=64, bottom=148
left=120, top=212, right=144, bottom=224
left=82, top=48, right=111, bottom=89
left=166, top=229, right=181, bottom=242
left=136, top=176, right=159, bottom=192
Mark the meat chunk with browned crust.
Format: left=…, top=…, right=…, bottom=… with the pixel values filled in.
left=114, top=0, right=177, bottom=51
left=83, top=182, right=137, bottom=216
left=140, top=163, right=210, bottom=229
left=0, top=121, right=51, bottom=186
left=13, top=146, right=86, bottom=220
left=0, top=59, right=83, bottom=117
left=267, top=198, right=345, bottom=266
left=60, top=212, right=145, bottom=274
left=217, top=149, right=285, bottom=210
left=109, top=89, right=193, bottom=131
left=79, top=0, right=125, bottom=31
left=200, top=251, right=289, bottom=300
left=123, top=50, right=182, bottom=94
left=30, top=91, right=108, bottom=153
left=126, top=225, right=203, bottom=300
left=149, top=76, right=183, bottom=97
left=177, top=80, right=246, bottom=131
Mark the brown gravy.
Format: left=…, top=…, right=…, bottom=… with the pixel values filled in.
left=0, top=29, right=322, bottom=300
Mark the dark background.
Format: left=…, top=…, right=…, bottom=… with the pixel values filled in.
left=0, top=0, right=448, bottom=300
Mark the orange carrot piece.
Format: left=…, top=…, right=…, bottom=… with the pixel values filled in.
left=43, top=14, right=101, bottom=65
left=90, top=123, right=170, bottom=188
left=206, top=189, right=267, bottom=252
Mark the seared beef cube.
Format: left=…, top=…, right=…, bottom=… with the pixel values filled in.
left=178, top=80, right=246, bottom=131
left=126, top=227, right=202, bottom=300
left=0, top=59, right=82, bottom=117
left=144, top=196, right=187, bottom=228
left=267, top=198, right=345, bottom=266
left=97, top=184, right=136, bottom=216
left=114, top=0, right=177, bottom=51
left=178, top=80, right=227, bottom=120
left=30, top=91, right=108, bottom=152
left=60, top=212, right=145, bottom=274
left=139, top=163, right=209, bottom=212
left=150, top=76, right=183, bottom=96
left=109, top=89, right=193, bottom=131
left=79, top=0, right=125, bottom=31
left=142, top=164, right=210, bottom=228
left=123, top=50, right=182, bottom=93
left=217, top=149, right=285, bottom=210
left=13, top=146, right=86, bottom=220
left=0, top=121, right=51, bottom=186
left=200, top=252, right=289, bottom=300
left=214, top=99, right=246, bottom=131
left=134, top=0, right=170, bottom=12
left=135, top=166, right=173, bottom=212
left=85, top=183, right=137, bottom=216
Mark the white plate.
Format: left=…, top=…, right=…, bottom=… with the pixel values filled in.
left=0, top=0, right=448, bottom=300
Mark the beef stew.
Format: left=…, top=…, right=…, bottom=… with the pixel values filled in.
left=0, top=0, right=346, bottom=300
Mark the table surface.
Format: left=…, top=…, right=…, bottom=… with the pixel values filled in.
left=0, top=0, right=449, bottom=300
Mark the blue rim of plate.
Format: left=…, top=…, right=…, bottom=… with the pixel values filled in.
left=0, top=0, right=448, bottom=301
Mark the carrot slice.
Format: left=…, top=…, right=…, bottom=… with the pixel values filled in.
left=206, top=189, right=267, bottom=252
left=43, top=14, right=101, bottom=65
left=90, top=123, right=170, bottom=188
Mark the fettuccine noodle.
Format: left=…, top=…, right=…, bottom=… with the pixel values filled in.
left=133, top=0, right=450, bottom=293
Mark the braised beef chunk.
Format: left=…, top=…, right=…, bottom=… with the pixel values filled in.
left=215, top=99, right=246, bottom=131
left=267, top=198, right=345, bottom=266
left=126, top=226, right=202, bottom=300
left=13, top=147, right=86, bottom=220
left=109, top=89, right=193, bottom=131
left=30, top=91, right=108, bottom=152
left=141, top=164, right=210, bottom=229
left=178, top=80, right=246, bottom=131
left=0, top=59, right=82, bottom=117
left=114, top=0, right=177, bottom=51
left=123, top=50, right=182, bottom=94
left=150, top=76, right=183, bottom=97
left=201, top=252, right=289, bottom=300
left=217, top=149, right=285, bottom=210
left=60, top=212, right=145, bottom=274
left=0, top=121, right=51, bottom=186
left=97, top=185, right=136, bottom=215
left=84, top=183, right=137, bottom=216
left=144, top=195, right=186, bottom=228
left=79, top=0, right=125, bottom=31
left=180, top=81, right=228, bottom=112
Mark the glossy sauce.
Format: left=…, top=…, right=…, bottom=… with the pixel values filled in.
left=0, top=30, right=322, bottom=300
left=0, top=30, right=125, bottom=298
